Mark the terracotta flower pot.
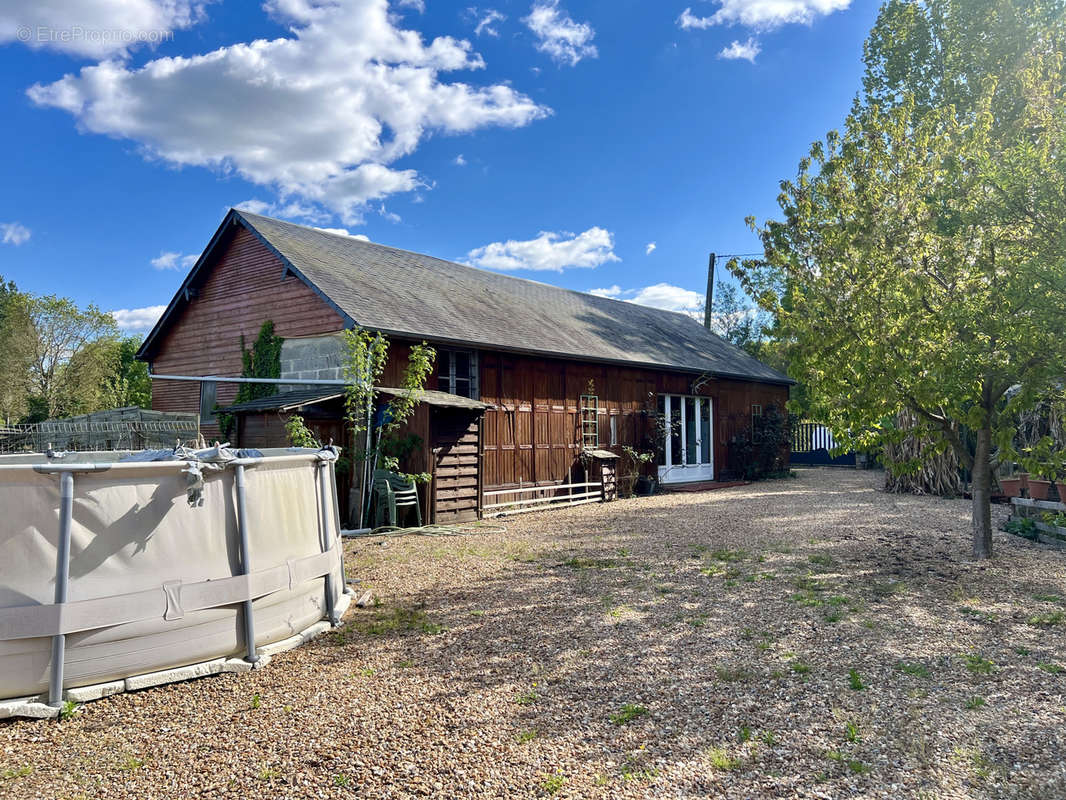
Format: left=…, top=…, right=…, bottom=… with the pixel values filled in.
left=1028, top=479, right=1052, bottom=501
left=999, top=478, right=1023, bottom=498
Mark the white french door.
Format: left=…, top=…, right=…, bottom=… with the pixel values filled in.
left=657, top=394, right=714, bottom=484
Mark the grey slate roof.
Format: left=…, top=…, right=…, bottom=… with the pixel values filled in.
left=146, top=209, right=790, bottom=385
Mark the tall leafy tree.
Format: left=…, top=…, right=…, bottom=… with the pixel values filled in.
left=732, top=0, right=1066, bottom=558
left=0, top=277, right=33, bottom=423
left=24, top=295, right=119, bottom=419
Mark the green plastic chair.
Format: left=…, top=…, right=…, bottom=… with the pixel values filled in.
left=370, top=470, right=423, bottom=528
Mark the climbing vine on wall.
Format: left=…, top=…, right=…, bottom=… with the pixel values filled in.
left=235, top=321, right=283, bottom=404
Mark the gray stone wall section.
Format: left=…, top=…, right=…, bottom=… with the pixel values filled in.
left=280, top=334, right=345, bottom=391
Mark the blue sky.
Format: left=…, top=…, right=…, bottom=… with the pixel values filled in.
left=0, top=0, right=879, bottom=335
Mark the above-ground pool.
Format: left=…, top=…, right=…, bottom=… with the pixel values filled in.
left=0, top=447, right=348, bottom=719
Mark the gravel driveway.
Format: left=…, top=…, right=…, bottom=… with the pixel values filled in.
left=3, top=468, right=1065, bottom=799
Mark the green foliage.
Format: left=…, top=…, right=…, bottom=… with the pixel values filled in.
left=848, top=669, right=866, bottom=691
left=235, top=321, right=283, bottom=404
left=609, top=703, right=648, bottom=725
left=1005, top=517, right=1039, bottom=540
left=343, top=329, right=436, bottom=508
left=730, top=1, right=1066, bottom=557
left=285, top=413, right=321, bottom=448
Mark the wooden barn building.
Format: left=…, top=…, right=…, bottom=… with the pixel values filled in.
left=137, top=209, right=791, bottom=524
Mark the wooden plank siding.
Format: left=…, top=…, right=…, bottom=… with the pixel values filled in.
left=148, top=225, right=345, bottom=441
left=479, top=351, right=789, bottom=490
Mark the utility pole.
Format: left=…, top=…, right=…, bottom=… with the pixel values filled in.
left=703, top=253, right=716, bottom=330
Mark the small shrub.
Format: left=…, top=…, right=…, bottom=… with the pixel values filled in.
left=517, top=729, right=538, bottom=742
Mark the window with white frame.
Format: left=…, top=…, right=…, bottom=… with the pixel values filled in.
left=438, top=350, right=478, bottom=399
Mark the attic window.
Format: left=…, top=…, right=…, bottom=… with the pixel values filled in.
left=438, top=350, right=478, bottom=399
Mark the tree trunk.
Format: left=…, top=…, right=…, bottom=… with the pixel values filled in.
left=971, top=426, right=993, bottom=559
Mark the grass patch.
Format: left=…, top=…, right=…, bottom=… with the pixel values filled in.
left=964, top=653, right=995, bottom=675
left=517, top=729, right=538, bottom=742
left=1, top=767, right=33, bottom=780
left=716, top=667, right=752, bottom=683
left=609, top=703, right=648, bottom=725
left=564, top=557, right=628, bottom=570
left=258, top=767, right=282, bottom=782
left=118, top=756, right=144, bottom=772
left=710, top=548, right=748, bottom=563
left=514, top=687, right=538, bottom=706
left=964, top=695, right=987, bottom=710
left=1027, top=610, right=1065, bottom=627
left=809, top=554, right=835, bottom=568
left=344, top=605, right=448, bottom=638
left=707, top=747, right=740, bottom=771
left=789, top=660, right=811, bottom=675
left=896, top=662, right=931, bottom=678
left=870, top=580, right=907, bottom=599
left=1038, top=662, right=1065, bottom=674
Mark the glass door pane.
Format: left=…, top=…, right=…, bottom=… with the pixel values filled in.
left=700, top=400, right=711, bottom=465
left=669, top=397, right=682, bottom=467
left=684, top=396, right=697, bottom=466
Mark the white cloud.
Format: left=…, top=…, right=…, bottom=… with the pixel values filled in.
left=587, top=282, right=704, bottom=317
left=523, top=1, right=597, bottom=66
left=454, top=153, right=467, bottom=166
left=313, top=227, right=370, bottom=240
left=629, top=283, right=704, bottom=313
left=677, top=0, right=851, bottom=32
left=719, top=37, right=760, bottom=62
left=470, top=8, right=505, bottom=37
left=469, top=227, right=619, bottom=272
left=0, top=0, right=209, bottom=58
left=677, top=7, right=715, bottom=30
left=110, top=304, right=166, bottom=333
left=1, top=222, right=31, bottom=245
left=150, top=251, right=198, bottom=270
left=396, top=0, right=425, bottom=11
left=645, top=242, right=656, bottom=255
left=28, top=0, right=549, bottom=225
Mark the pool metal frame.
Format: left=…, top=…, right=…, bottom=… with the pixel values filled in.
left=0, top=450, right=350, bottom=718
